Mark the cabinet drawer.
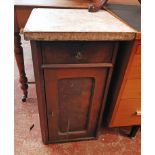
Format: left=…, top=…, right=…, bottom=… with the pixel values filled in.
left=41, top=41, right=117, bottom=64
left=110, top=99, right=141, bottom=127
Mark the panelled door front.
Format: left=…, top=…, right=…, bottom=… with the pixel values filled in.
left=44, top=67, right=109, bottom=143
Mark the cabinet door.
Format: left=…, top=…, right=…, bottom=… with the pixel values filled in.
left=44, top=67, right=108, bottom=143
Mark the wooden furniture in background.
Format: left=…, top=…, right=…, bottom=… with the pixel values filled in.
left=107, top=34, right=141, bottom=127
left=23, top=8, right=135, bottom=144
left=104, top=4, right=141, bottom=137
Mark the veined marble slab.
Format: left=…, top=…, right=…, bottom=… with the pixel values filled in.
left=24, top=8, right=136, bottom=41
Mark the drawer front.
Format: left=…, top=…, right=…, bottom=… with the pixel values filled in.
left=42, top=41, right=116, bottom=64
left=31, top=41, right=118, bottom=144
left=110, top=98, right=141, bottom=127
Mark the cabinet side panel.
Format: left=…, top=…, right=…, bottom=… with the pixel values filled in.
left=30, top=41, right=49, bottom=144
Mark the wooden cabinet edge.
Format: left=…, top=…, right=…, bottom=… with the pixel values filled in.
left=30, top=41, right=49, bottom=143
left=109, top=40, right=140, bottom=126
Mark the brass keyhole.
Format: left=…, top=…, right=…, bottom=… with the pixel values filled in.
left=75, top=51, right=82, bottom=60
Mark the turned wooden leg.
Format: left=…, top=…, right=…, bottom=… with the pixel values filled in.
left=14, top=32, right=28, bottom=102
left=129, top=125, right=140, bottom=138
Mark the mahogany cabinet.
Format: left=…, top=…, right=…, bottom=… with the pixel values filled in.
left=24, top=8, right=136, bottom=143
left=31, top=41, right=118, bottom=143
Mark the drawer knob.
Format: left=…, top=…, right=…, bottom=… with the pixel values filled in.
left=75, top=51, right=83, bottom=60
left=136, top=110, right=141, bottom=116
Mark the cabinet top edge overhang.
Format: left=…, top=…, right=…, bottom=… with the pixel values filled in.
left=23, top=8, right=136, bottom=41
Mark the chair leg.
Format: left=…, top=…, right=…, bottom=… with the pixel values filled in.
left=129, top=125, right=140, bottom=138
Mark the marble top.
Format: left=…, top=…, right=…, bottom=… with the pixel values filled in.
left=24, top=8, right=136, bottom=41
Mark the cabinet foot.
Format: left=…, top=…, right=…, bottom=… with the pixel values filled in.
left=129, top=125, right=140, bottom=138
left=22, top=94, right=27, bottom=102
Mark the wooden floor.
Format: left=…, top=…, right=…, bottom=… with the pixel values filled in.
left=14, top=35, right=141, bottom=155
